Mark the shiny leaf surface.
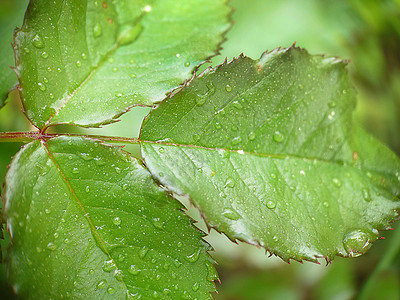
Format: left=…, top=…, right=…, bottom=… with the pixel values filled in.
left=141, top=47, right=400, bottom=262
left=14, top=0, right=230, bottom=128
left=5, top=136, right=215, bottom=299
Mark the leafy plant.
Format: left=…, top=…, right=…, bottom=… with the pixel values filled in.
left=1, top=0, right=399, bottom=299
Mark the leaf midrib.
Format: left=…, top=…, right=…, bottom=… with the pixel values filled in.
left=141, top=140, right=396, bottom=179
left=42, top=140, right=129, bottom=292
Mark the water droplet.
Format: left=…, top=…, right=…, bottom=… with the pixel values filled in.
left=97, top=279, right=107, bottom=289
left=128, top=264, right=141, bottom=275
left=107, top=287, right=115, bottom=294
left=38, top=82, right=46, bottom=91
left=177, top=241, right=183, bottom=248
left=81, top=52, right=87, bottom=60
left=248, top=131, right=256, bottom=140
left=225, top=178, right=235, bottom=188
left=185, top=248, right=201, bottom=263
left=273, top=131, right=284, bottom=143
left=118, top=23, right=143, bottom=46
left=159, top=147, right=164, bottom=153
left=113, top=216, right=121, bottom=226
left=108, top=58, right=114, bottom=63
left=114, top=270, right=123, bottom=281
left=41, top=51, right=49, bottom=59
left=129, top=58, right=135, bottom=64
left=266, top=200, right=276, bottom=209
left=93, top=23, right=102, bottom=37
left=138, top=247, right=148, bottom=258
left=222, top=208, right=241, bottom=220
left=49, top=93, right=54, bottom=99
left=89, top=269, right=95, bottom=275
left=130, top=73, right=137, bottom=78
left=102, top=260, right=116, bottom=272
left=31, top=34, right=45, bottom=48
left=158, top=172, right=164, bottom=177
left=184, top=61, right=190, bottom=67
left=232, top=101, right=242, bottom=109
left=215, top=122, right=222, bottom=129
left=46, top=242, right=57, bottom=250
left=332, top=178, right=341, bottom=187
left=72, top=168, right=79, bottom=174
left=362, top=189, right=371, bottom=202
left=231, top=136, right=242, bottom=145
left=85, top=186, right=90, bottom=193
left=323, top=202, right=329, bottom=207
left=225, top=84, right=232, bottom=92
left=23, top=47, right=30, bottom=53
left=328, top=101, right=336, bottom=108
left=76, top=60, right=82, bottom=67
left=195, top=94, right=206, bottom=106
left=112, top=67, right=118, bottom=72
left=343, top=229, right=376, bottom=257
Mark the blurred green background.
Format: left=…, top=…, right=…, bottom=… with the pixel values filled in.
left=1, top=0, right=400, bottom=299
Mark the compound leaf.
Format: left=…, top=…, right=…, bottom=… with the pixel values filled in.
left=14, top=0, right=230, bottom=128
left=5, top=136, right=216, bottom=299
left=140, top=46, right=400, bottom=262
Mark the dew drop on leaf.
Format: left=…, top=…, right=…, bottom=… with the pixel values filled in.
left=107, top=287, right=115, bottom=294
left=76, top=60, right=82, bottom=67
left=248, top=131, right=256, bottom=140
left=362, top=189, right=371, bottom=202
left=46, top=242, right=57, bottom=251
left=332, top=178, right=341, bottom=187
left=343, top=229, right=376, bottom=257
left=138, top=247, right=148, bottom=259
left=266, top=200, right=276, bottom=209
left=185, top=248, right=201, bottom=263
left=113, top=216, right=121, bottom=226
left=225, top=84, right=232, bottom=92
left=102, top=260, right=116, bottom=272
left=273, top=131, right=284, bottom=143
left=222, top=208, right=241, bottom=220
left=184, top=61, right=190, bottom=67
left=231, top=136, right=242, bottom=145
left=41, top=51, right=48, bottom=59
left=128, top=265, right=141, bottom=275
left=31, top=34, right=45, bottom=48
left=38, top=82, right=46, bottom=92
left=93, top=23, right=102, bottom=37
left=159, top=147, right=164, bottom=153
left=224, top=178, right=235, bottom=188
left=97, top=279, right=107, bottom=289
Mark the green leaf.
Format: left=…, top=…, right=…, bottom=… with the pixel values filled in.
left=14, top=0, right=230, bottom=129
left=0, top=0, right=29, bottom=108
left=140, top=46, right=400, bottom=262
left=4, top=136, right=216, bottom=299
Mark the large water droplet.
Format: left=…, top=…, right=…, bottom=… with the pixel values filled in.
left=31, top=34, right=45, bottom=49
left=343, top=230, right=376, bottom=257
left=184, top=61, right=190, bottom=67
left=266, top=200, right=276, bottom=209
left=222, top=208, right=241, bottom=220
left=102, top=260, right=116, bottom=272
left=118, top=23, right=144, bottom=45
left=185, top=248, right=201, bottom=263
left=225, top=84, right=232, bottom=92
left=41, top=51, right=49, bottom=59
left=192, top=282, right=199, bottom=292
left=273, top=131, right=284, bottom=143
left=107, top=287, right=115, bottom=294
